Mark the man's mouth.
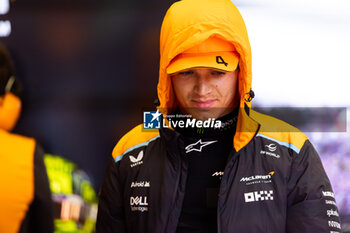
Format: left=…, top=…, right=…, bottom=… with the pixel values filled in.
left=192, top=99, right=216, bottom=109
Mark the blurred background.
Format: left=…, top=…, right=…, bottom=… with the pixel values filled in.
left=1, top=0, right=349, bottom=230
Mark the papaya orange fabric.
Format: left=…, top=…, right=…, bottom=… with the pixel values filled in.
left=157, top=0, right=257, bottom=151
left=0, top=92, right=22, bottom=131
left=0, top=129, right=35, bottom=233
left=112, top=125, right=159, bottom=159
left=113, top=0, right=307, bottom=156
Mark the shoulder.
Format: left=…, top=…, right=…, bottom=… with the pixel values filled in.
left=0, top=129, right=36, bottom=153
left=250, top=109, right=308, bottom=154
left=112, top=124, right=160, bottom=162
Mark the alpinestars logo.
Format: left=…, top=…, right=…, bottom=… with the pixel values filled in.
left=130, top=196, right=148, bottom=212
left=244, top=190, right=274, bottom=203
left=185, top=139, right=217, bottom=153
left=129, top=150, right=144, bottom=167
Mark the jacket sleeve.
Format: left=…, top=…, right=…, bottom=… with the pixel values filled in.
left=19, top=143, right=54, bottom=233
left=286, top=140, right=342, bottom=233
left=96, top=156, right=127, bottom=233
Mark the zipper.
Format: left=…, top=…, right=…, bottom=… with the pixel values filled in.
left=216, top=124, right=261, bottom=233
left=164, top=135, right=188, bottom=233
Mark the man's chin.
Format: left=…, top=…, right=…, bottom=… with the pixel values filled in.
left=184, top=107, right=235, bottom=121
left=187, top=109, right=221, bottom=121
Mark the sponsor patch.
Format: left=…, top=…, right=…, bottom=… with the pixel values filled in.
left=328, top=221, right=341, bottom=230
left=325, top=200, right=337, bottom=206
left=260, top=150, right=280, bottom=159
left=212, top=171, right=224, bottom=177
left=322, top=191, right=335, bottom=198
left=327, top=209, right=339, bottom=218
left=130, top=196, right=148, bottom=212
left=131, top=181, right=150, bottom=188
left=240, top=171, right=274, bottom=186
left=185, top=139, right=217, bottom=153
left=129, top=151, right=144, bottom=167
left=244, top=190, right=274, bottom=203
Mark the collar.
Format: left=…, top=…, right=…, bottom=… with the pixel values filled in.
left=172, top=108, right=238, bottom=138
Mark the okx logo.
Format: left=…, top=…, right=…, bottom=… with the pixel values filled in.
left=244, top=190, right=274, bottom=203
left=143, top=110, right=161, bottom=129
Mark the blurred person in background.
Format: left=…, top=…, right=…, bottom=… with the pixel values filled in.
left=44, top=154, right=98, bottom=233
left=97, top=0, right=342, bottom=232
left=0, top=42, right=54, bottom=233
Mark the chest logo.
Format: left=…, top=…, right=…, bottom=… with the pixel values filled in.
left=131, top=181, right=150, bottom=188
left=129, top=150, right=144, bottom=167
left=212, top=171, right=224, bottom=176
left=261, top=143, right=280, bottom=159
left=265, top=143, right=277, bottom=152
left=244, top=190, right=274, bottom=203
left=185, top=139, right=217, bottom=153
left=130, top=196, right=148, bottom=212
left=240, top=171, right=275, bottom=185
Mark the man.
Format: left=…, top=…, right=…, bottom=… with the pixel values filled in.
left=0, top=43, right=54, bottom=233
left=97, top=0, right=342, bottom=232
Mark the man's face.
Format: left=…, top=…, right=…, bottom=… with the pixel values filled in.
left=171, top=68, right=239, bottom=121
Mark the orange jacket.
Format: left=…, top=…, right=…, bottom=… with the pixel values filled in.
left=0, top=129, right=35, bottom=233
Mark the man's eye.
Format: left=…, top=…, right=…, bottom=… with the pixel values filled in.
left=211, top=71, right=225, bottom=76
left=178, top=70, right=194, bottom=76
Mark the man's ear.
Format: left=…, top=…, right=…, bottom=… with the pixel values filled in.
left=0, top=92, right=22, bottom=131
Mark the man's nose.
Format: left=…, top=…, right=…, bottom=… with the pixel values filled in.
left=193, top=74, right=212, bottom=96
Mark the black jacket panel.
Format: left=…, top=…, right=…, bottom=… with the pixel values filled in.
left=97, top=127, right=342, bottom=233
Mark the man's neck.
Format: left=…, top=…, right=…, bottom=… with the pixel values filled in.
left=171, top=108, right=238, bottom=137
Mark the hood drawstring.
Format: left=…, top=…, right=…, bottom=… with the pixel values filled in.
left=245, top=89, right=255, bottom=102
left=154, top=98, right=160, bottom=107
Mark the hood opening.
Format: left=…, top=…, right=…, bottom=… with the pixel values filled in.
left=157, top=0, right=253, bottom=118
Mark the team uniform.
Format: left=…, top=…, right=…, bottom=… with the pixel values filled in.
left=97, top=107, right=341, bottom=233
left=0, top=44, right=53, bottom=233
left=0, top=129, right=53, bottom=233
left=97, top=0, right=342, bottom=232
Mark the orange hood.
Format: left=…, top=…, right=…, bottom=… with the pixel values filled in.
left=157, top=0, right=253, bottom=115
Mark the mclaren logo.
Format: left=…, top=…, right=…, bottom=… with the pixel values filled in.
left=240, top=171, right=275, bottom=185
left=212, top=171, right=224, bottom=176
left=129, top=150, right=144, bottom=167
